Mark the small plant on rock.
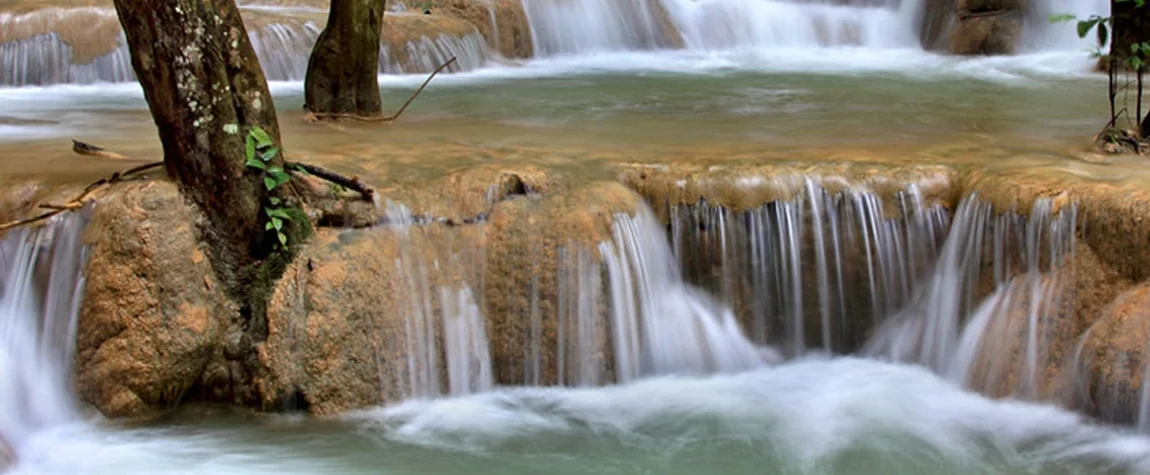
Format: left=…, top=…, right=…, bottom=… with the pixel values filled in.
left=244, top=126, right=294, bottom=247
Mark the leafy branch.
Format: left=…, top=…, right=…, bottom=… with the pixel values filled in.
left=244, top=126, right=294, bottom=248
left=1050, top=0, right=1150, bottom=139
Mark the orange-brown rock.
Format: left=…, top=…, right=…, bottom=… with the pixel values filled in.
left=1074, top=282, right=1150, bottom=426
left=0, top=6, right=123, bottom=64
left=75, top=181, right=235, bottom=417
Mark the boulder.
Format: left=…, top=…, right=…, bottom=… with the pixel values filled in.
left=75, top=181, right=235, bottom=418
left=1075, top=282, right=1150, bottom=426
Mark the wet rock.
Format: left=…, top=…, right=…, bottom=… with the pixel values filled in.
left=421, top=0, right=535, bottom=59
left=1075, top=282, right=1150, bottom=426
left=918, top=0, right=955, bottom=51
left=949, top=0, right=1025, bottom=55
left=75, top=181, right=235, bottom=417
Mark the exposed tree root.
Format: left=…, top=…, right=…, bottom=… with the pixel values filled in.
left=303, top=57, right=457, bottom=124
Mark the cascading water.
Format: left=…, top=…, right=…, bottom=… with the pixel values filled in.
left=599, top=208, right=770, bottom=381
left=1022, top=0, right=1112, bottom=51
left=660, top=0, right=923, bottom=50
left=0, top=7, right=489, bottom=87
left=386, top=203, right=494, bottom=400
left=670, top=179, right=950, bottom=355
left=866, top=195, right=1078, bottom=400
left=520, top=0, right=929, bottom=56
left=520, top=0, right=679, bottom=56
left=0, top=211, right=90, bottom=464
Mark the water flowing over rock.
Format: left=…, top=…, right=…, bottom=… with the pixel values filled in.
left=670, top=181, right=952, bottom=356
left=0, top=5, right=495, bottom=86
left=0, top=211, right=89, bottom=459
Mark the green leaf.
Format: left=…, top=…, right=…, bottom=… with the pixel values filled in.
left=245, top=135, right=256, bottom=161
left=271, top=216, right=284, bottom=231
left=277, top=232, right=288, bottom=246
left=266, top=208, right=293, bottom=220
left=1048, top=13, right=1077, bottom=24
left=260, top=147, right=279, bottom=162
left=265, top=222, right=275, bottom=231
left=1096, top=22, right=1109, bottom=49
left=245, top=157, right=267, bottom=170
left=291, top=164, right=311, bottom=175
left=269, top=196, right=281, bottom=205
left=270, top=169, right=291, bottom=187
left=265, top=176, right=277, bottom=191
left=250, top=127, right=273, bottom=148
left=1078, top=18, right=1100, bottom=39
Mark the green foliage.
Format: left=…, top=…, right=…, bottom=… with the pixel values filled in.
left=1049, top=0, right=1147, bottom=61
left=244, top=126, right=294, bottom=248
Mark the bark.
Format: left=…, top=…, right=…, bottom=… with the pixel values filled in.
left=1111, top=0, right=1150, bottom=135
left=304, top=0, right=387, bottom=117
left=112, top=0, right=284, bottom=292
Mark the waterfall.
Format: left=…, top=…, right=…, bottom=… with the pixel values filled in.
left=599, top=207, right=769, bottom=381
left=660, top=0, right=923, bottom=51
left=520, top=0, right=928, bottom=56
left=387, top=204, right=494, bottom=400
left=669, top=179, right=950, bottom=355
left=521, top=0, right=678, bottom=56
left=0, top=7, right=490, bottom=87
left=865, top=195, right=1077, bottom=400
left=1021, top=0, right=1111, bottom=52
left=0, top=211, right=90, bottom=458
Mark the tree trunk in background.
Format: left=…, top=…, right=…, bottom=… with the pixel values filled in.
left=112, top=0, right=284, bottom=292
left=304, top=0, right=387, bottom=117
left=1111, top=0, right=1150, bottom=136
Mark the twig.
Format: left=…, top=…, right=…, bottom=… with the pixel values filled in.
left=304, top=56, right=457, bottom=124
left=0, top=162, right=164, bottom=232
left=286, top=161, right=374, bottom=201
left=384, top=56, right=457, bottom=124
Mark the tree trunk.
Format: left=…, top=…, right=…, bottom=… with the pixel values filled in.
left=113, top=0, right=284, bottom=291
left=304, top=0, right=387, bottom=117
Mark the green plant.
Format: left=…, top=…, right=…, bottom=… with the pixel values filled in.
left=243, top=126, right=294, bottom=247
left=1051, top=0, right=1150, bottom=137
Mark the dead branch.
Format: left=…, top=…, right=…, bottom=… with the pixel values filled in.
left=384, top=56, right=457, bottom=124
left=72, top=139, right=128, bottom=160
left=0, top=162, right=163, bottom=232
left=305, top=56, right=457, bottom=124
left=286, top=161, right=374, bottom=201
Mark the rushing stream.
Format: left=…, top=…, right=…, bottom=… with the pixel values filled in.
left=2, top=0, right=1146, bottom=473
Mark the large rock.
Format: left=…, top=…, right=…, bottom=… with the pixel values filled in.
left=1075, top=282, right=1150, bottom=426
left=75, top=181, right=234, bottom=418
left=950, top=0, right=1025, bottom=55
left=253, top=178, right=641, bottom=413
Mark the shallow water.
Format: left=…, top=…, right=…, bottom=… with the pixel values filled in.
left=0, top=48, right=1115, bottom=188
left=11, top=358, right=1150, bottom=475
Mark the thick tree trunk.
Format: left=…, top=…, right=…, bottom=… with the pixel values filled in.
left=304, top=0, right=387, bottom=117
left=113, top=0, right=284, bottom=290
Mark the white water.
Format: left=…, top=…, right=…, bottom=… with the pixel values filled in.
left=865, top=194, right=1078, bottom=400
left=661, top=0, right=920, bottom=51
left=600, top=208, right=770, bottom=381
left=388, top=207, right=495, bottom=400
left=669, top=177, right=951, bottom=355
left=0, top=212, right=89, bottom=466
